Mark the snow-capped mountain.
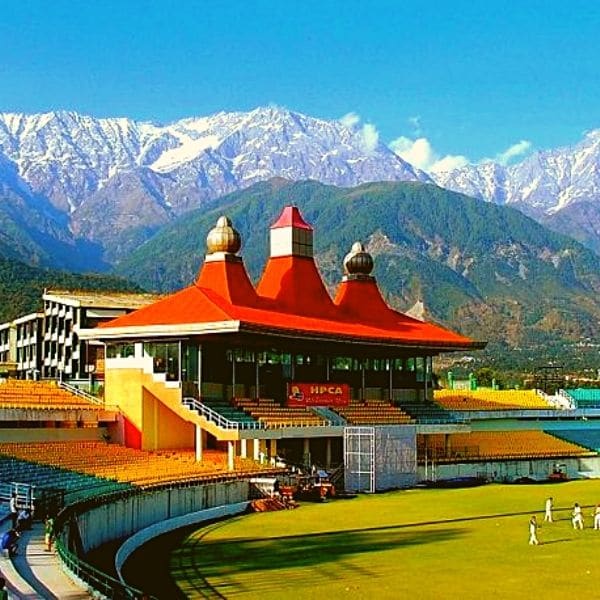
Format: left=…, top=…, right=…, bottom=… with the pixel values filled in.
left=433, top=130, right=600, bottom=216
left=432, top=129, right=600, bottom=253
left=0, top=108, right=424, bottom=210
left=0, top=106, right=428, bottom=266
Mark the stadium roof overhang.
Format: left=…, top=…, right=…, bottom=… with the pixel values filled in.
left=82, top=206, right=487, bottom=356
left=80, top=318, right=485, bottom=356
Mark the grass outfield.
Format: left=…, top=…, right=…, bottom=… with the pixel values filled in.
left=170, top=480, right=600, bottom=599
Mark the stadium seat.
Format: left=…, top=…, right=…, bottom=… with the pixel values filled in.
left=0, top=441, right=274, bottom=489
left=434, top=389, right=555, bottom=411
left=418, top=430, right=592, bottom=462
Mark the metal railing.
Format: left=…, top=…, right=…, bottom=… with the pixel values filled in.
left=52, top=475, right=260, bottom=600
left=57, top=540, right=155, bottom=600
left=183, top=397, right=263, bottom=430
left=59, top=381, right=105, bottom=406
left=182, top=397, right=334, bottom=430
left=557, top=389, right=577, bottom=409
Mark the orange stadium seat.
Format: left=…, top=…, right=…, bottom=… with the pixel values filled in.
left=0, top=380, right=99, bottom=410
left=333, top=399, right=413, bottom=425
left=418, top=430, right=593, bottom=462
left=233, top=398, right=326, bottom=427
left=434, top=389, right=555, bottom=411
left=0, top=441, right=275, bottom=488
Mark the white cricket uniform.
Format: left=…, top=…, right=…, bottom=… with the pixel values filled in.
left=572, top=506, right=584, bottom=529
left=529, top=521, right=539, bottom=545
left=544, top=499, right=553, bottom=522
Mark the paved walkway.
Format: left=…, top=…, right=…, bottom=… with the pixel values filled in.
left=6, top=522, right=91, bottom=599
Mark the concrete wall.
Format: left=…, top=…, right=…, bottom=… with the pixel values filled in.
left=0, top=427, right=107, bottom=443
left=105, top=364, right=195, bottom=450
left=115, top=501, right=249, bottom=583
left=417, top=457, right=594, bottom=482
left=142, top=388, right=194, bottom=450
left=470, top=419, right=600, bottom=432
left=73, top=479, right=249, bottom=553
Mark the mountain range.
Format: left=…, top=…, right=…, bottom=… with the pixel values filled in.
left=434, top=130, right=600, bottom=253
left=0, top=106, right=598, bottom=269
left=114, top=179, right=600, bottom=370
left=1, top=106, right=599, bottom=369
left=0, top=107, right=425, bottom=266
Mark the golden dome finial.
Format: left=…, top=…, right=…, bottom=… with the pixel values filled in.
left=343, top=241, right=374, bottom=276
left=206, top=215, right=241, bottom=255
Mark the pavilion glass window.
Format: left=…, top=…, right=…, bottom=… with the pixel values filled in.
left=143, top=342, right=180, bottom=381
left=106, top=342, right=135, bottom=359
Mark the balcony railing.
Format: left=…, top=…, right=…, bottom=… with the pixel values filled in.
left=183, top=397, right=264, bottom=430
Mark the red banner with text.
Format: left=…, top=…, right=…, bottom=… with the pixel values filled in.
left=287, top=382, right=350, bottom=407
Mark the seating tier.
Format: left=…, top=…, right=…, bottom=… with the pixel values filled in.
left=0, top=441, right=271, bottom=488
left=434, top=389, right=554, bottom=411
left=332, top=399, right=412, bottom=425
left=0, top=380, right=98, bottom=409
left=563, top=389, right=600, bottom=408
left=418, top=430, right=593, bottom=462
left=234, top=398, right=326, bottom=427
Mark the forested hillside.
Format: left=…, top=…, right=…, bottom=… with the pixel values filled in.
left=115, top=179, right=600, bottom=370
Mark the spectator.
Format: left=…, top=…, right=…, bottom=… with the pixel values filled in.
left=0, top=528, right=20, bottom=557
left=16, top=508, right=32, bottom=532
left=44, top=515, right=55, bottom=552
left=544, top=497, right=553, bottom=523
left=0, top=577, right=8, bottom=600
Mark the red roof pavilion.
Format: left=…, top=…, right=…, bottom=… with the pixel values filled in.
left=98, top=206, right=482, bottom=351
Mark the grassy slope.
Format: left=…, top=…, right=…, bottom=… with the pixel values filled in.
left=170, top=481, right=600, bottom=599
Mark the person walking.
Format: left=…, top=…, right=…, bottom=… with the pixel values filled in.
left=44, top=515, right=55, bottom=552
left=544, top=497, right=553, bottom=523
left=572, top=502, right=584, bottom=529
left=593, top=504, right=600, bottom=530
left=9, top=493, right=18, bottom=529
left=528, top=515, right=539, bottom=545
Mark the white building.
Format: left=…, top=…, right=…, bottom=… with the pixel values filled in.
left=0, top=290, right=161, bottom=381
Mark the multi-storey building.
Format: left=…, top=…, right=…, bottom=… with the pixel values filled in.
left=0, top=321, right=15, bottom=375
left=0, top=291, right=160, bottom=380
left=41, top=290, right=161, bottom=380
left=14, top=313, right=43, bottom=377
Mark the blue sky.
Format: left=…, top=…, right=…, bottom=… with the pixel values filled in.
left=0, top=0, right=598, bottom=168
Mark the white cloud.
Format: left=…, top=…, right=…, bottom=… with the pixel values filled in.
left=389, top=136, right=469, bottom=173
left=429, top=154, right=470, bottom=173
left=339, top=112, right=361, bottom=128
left=360, top=123, right=379, bottom=154
left=495, top=140, right=532, bottom=165
left=340, top=112, right=380, bottom=154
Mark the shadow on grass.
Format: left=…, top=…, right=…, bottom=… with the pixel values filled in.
left=172, top=524, right=466, bottom=597
left=541, top=538, right=572, bottom=545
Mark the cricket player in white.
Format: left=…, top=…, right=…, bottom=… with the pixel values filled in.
left=593, top=505, right=600, bottom=530
left=529, top=516, right=539, bottom=545
left=572, top=503, right=584, bottom=529
left=544, top=497, right=553, bottom=523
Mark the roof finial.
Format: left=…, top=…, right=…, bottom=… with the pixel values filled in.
left=343, top=241, right=374, bottom=276
left=206, top=216, right=241, bottom=255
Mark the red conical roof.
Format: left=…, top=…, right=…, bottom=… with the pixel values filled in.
left=195, top=258, right=260, bottom=308
left=270, top=206, right=312, bottom=230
